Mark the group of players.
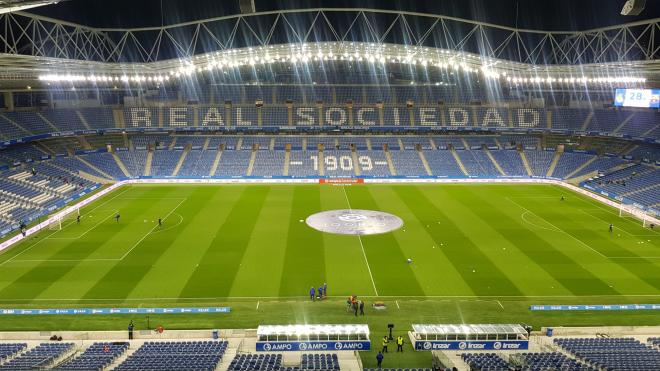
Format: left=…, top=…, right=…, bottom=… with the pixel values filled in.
left=308, top=283, right=328, bottom=301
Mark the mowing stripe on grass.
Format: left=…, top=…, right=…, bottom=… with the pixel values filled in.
left=519, top=196, right=660, bottom=292
left=345, top=186, right=425, bottom=296
left=0, top=189, right=182, bottom=300
left=179, top=186, right=271, bottom=298
left=462, top=187, right=621, bottom=296
left=78, top=189, right=199, bottom=300
left=279, top=186, right=325, bottom=297
left=393, top=186, right=524, bottom=297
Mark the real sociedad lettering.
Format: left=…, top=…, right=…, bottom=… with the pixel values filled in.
left=126, top=107, right=543, bottom=128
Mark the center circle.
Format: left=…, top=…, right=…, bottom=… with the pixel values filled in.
left=306, top=209, right=403, bottom=235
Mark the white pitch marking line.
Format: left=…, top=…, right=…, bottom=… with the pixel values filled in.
left=0, top=188, right=130, bottom=267
left=505, top=197, right=608, bottom=259
left=577, top=209, right=637, bottom=237
left=46, top=209, right=118, bottom=240
left=496, top=300, right=504, bottom=309
left=3, top=293, right=660, bottom=302
left=341, top=186, right=379, bottom=296
left=570, top=195, right=660, bottom=235
left=12, top=258, right=120, bottom=262
left=118, top=198, right=187, bottom=260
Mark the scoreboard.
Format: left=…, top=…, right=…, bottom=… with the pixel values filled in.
left=614, top=88, right=660, bottom=108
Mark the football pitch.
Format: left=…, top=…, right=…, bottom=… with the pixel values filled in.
left=0, top=183, right=659, bottom=366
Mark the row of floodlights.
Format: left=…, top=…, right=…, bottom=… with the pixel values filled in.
left=36, top=51, right=645, bottom=86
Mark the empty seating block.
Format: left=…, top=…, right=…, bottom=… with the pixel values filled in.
left=572, top=156, right=626, bottom=178
left=216, top=150, right=252, bottom=177
left=552, top=152, right=594, bottom=179
left=151, top=150, right=183, bottom=177
left=0, top=343, right=27, bottom=363
left=619, top=112, right=658, bottom=137
left=178, top=150, right=217, bottom=177
left=114, top=340, right=227, bottom=371
left=41, top=109, right=87, bottom=132
left=588, top=110, right=628, bottom=133
left=78, top=107, right=115, bottom=129
left=252, top=151, right=285, bottom=176
left=116, top=151, right=148, bottom=177
left=228, top=353, right=282, bottom=371
left=525, top=150, right=555, bottom=176
left=3, top=112, right=53, bottom=135
left=424, top=151, right=464, bottom=177
left=461, top=353, right=512, bottom=370
left=489, top=150, right=528, bottom=177
left=515, top=352, right=591, bottom=371
left=556, top=337, right=660, bottom=371
left=82, top=152, right=127, bottom=179
left=552, top=108, right=591, bottom=130
left=0, top=343, right=74, bottom=370
left=456, top=150, right=500, bottom=177
left=389, top=151, right=426, bottom=176
left=55, top=342, right=128, bottom=371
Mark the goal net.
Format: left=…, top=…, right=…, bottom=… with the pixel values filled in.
left=619, top=203, right=657, bottom=228
left=48, top=207, right=80, bottom=230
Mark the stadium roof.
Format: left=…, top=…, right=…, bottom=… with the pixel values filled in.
left=28, top=0, right=660, bottom=31
left=0, top=1, right=657, bottom=88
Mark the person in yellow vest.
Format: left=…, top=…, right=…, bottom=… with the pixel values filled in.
left=381, top=336, right=389, bottom=353
left=396, top=335, right=404, bottom=352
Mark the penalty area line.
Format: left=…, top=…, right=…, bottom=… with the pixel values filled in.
left=118, top=198, right=187, bottom=260
left=505, top=197, right=608, bottom=259
left=0, top=188, right=130, bottom=267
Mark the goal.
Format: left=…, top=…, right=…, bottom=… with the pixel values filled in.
left=618, top=203, right=657, bottom=228
left=48, top=207, right=80, bottom=230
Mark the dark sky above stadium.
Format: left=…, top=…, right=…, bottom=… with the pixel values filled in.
left=32, top=0, right=659, bottom=30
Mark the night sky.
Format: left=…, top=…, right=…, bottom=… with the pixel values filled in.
left=31, top=0, right=660, bottom=30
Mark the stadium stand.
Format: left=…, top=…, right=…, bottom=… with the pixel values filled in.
left=389, top=151, right=427, bottom=176
left=0, top=343, right=27, bottom=363
left=514, top=351, right=592, bottom=371
left=0, top=343, right=74, bottom=370
left=461, top=352, right=512, bottom=370
left=54, top=342, right=129, bottom=371
left=114, top=340, right=227, bottom=371
left=489, top=150, right=528, bottom=177
left=457, top=149, right=502, bottom=177
left=252, top=151, right=286, bottom=176
left=3, top=111, right=53, bottom=135
left=215, top=150, right=252, bottom=177
left=178, top=150, right=217, bottom=177
left=555, top=337, right=660, bottom=371
left=424, top=150, right=464, bottom=177
left=150, top=150, right=183, bottom=177
left=525, top=150, right=556, bottom=177
left=571, top=155, right=626, bottom=178
left=228, top=353, right=282, bottom=371
left=115, top=151, right=148, bottom=177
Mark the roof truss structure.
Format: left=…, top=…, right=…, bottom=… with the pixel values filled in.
left=0, top=8, right=656, bottom=65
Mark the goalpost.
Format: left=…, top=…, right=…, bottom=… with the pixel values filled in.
left=48, top=206, right=80, bottom=230
left=618, top=203, right=657, bottom=228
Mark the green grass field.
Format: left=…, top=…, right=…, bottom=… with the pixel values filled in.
left=0, top=183, right=658, bottom=367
